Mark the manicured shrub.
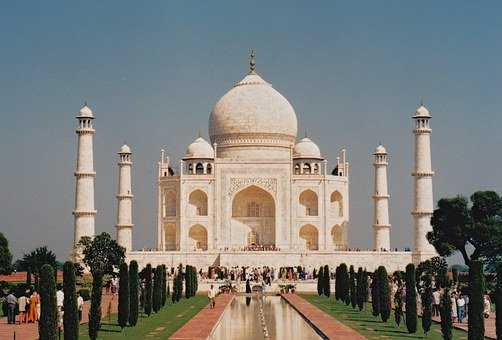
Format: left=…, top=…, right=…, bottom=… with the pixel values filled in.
left=362, top=270, right=369, bottom=304
left=440, top=285, right=453, bottom=340
left=356, top=267, right=364, bottom=311
left=394, top=284, right=403, bottom=327
left=349, top=265, right=356, bottom=308
left=317, top=266, right=324, bottom=296
left=161, top=265, right=167, bottom=307
left=335, top=266, right=340, bottom=300
left=405, top=263, right=417, bottom=333
left=63, top=261, right=79, bottom=340
left=153, top=265, right=162, bottom=312
left=371, top=269, right=380, bottom=317
left=323, top=265, right=331, bottom=297
left=118, top=262, right=129, bottom=329
left=339, top=263, right=349, bottom=305
left=377, top=266, right=390, bottom=322
left=144, top=264, right=153, bottom=316
left=421, top=273, right=433, bottom=335
left=89, top=271, right=103, bottom=340
left=39, top=264, right=57, bottom=340
left=128, top=261, right=139, bottom=326
left=468, top=260, right=485, bottom=340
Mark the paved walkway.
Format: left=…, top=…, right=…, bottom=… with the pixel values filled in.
left=429, top=312, right=497, bottom=339
left=0, top=293, right=118, bottom=340
left=169, top=294, right=234, bottom=340
left=282, top=293, right=367, bottom=340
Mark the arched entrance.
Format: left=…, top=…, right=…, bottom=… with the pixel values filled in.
left=189, top=224, right=208, bottom=251
left=299, top=224, right=319, bottom=250
left=331, top=224, right=345, bottom=250
left=231, top=185, right=275, bottom=247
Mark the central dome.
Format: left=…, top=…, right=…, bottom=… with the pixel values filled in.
left=209, top=71, right=298, bottom=159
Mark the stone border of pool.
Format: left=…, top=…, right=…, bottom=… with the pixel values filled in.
left=169, top=293, right=234, bottom=340
left=281, top=293, right=367, bottom=340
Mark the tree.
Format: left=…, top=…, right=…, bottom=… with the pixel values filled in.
left=78, top=233, right=125, bottom=340
left=371, top=269, right=380, bottom=317
left=144, top=264, right=153, bottom=315
left=185, top=265, right=192, bottom=299
left=118, top=262, right=129, bottom=329
left=63, top=261, right=79, bottom=340
left=129, top=261, right=139, bottom=326
left=0, top=232, right=13, bottom=275
left=18, top=246, right=57, bottom=287
left=317, top=266, right=324, bottom=296
left=440, top=284, right=453, bottom=340
left=468, top=260, right=485, bottom=340
left=428, top=191, right=502, bottom=267
left=161, top=265, right=167, bottom=307
left=394, top=284, right=403, bottom=327
left=356, top=267, right=364, bottom=311
left=362, top=270, right=369, bottom=305
left=335, top=266, right=340, bottom=300
left=377, top=266, right=390, bottom=322
left=421, top=274, right=433, bottom=335
left=153, top=265, right=162, bottom=311
left=39, top=264, right=57, bottom=340
left=496, top=264, right=502, bottom=340
left=349, top=265, right=356, bottom=308
left=405, top=264, right=417, bottom=333
left=323, top=265, right=331, bottom=297
left=338, top=263, right=349, bottom=305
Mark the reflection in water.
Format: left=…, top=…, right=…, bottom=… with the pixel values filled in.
left=209, top=296, right=321, bottom=340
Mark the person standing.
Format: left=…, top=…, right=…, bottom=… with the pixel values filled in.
left=208, top=284, right=215, bottom=309
left=432, top=289, right=441, bottom=317
left=483, top=294, right=491, bottom=319
left=457, top=294, right=466, bottom=323
left=18, top=294, right=28, bottom=323
left=27, top=291, right=39, bottom=323
left=450, top=292, right=458, bottom=323
left=56, top=285, right=65, bottom=329
left=77, top=292, right=84, bottom=322
left=6, top=291, right=17, bottom=324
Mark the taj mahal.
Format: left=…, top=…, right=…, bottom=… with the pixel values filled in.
left=72, top=52, right=436, bottom=272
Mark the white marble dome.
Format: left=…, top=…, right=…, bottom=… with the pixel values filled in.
left=185, top=136, right=214, bottom=159
left=208, top=72, right=298, bottom=159
left=414, top=104, right=431, bottom=117
left=374, top=144, right=387, bottom=154
left=294, top=137, right=322, bottom=159
left=119, top=144, right=131, bottom=154
left=78, top=104, right=93, bottom=118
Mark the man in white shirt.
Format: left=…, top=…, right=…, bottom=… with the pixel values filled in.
left=432, top=289, right=441, bottom=316
left=56, top=285, right=64, bottom=328
left=207, top=284, right=216, bottom=309
left=77, top=292, right=84, bottom=322
left=457, top=295, right=466, bottom=323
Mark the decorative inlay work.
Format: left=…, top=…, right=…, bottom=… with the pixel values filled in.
left=74, top=171, right=96, bottom=177
left=212, top=132, right=295, bottom=146
left=228, top=177, right=277, bottom=197
left=411, top=171, right=435, bottom=177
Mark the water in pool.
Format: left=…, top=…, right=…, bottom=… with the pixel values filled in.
left=209, top=295, right=322, bottom=340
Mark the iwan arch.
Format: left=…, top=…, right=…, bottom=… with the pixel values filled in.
left=73, top=52, right=436, bottom=271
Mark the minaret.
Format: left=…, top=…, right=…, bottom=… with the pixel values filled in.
left=412, top=103, right=436, bottom=255
left=372, top=144, right=391, bottom=251
left=116, top=144, right=134, bottom=252
left=73, top=103, right=96, bottom=259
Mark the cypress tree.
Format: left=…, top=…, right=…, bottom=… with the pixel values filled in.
left=378, top=266, right=391, bottom=322
left=129, top=261, right=139, bottom=326
left=468, top=260, right=485, bottom=340
left=349, top=265, right=356, bottom=308
left=118, top=262, right=129, bottom=329
left=194, top=266, right=198, bottom=295
left=371, top=269, right=380, bottom=316
left=161, top=265, right=167, bottom=307
left=89, top=270, right=103, bottom=340
left=362, top=270, right=369, bottom=304
left=317, top=266, right=324, bottom=296
left=39, top=264, right=57, bottom=340
left=440, top=285, right=453, bottom=340
left=323, top=265, right=331, bottom=297
left=334, top=266, right=340, bottom=300
left=405, top=263, right=417, bottom=333
left=394, top=285, right=403, bottom=327
left=144, top=264, right=153, bottom=316
left=153, top=265, right=162, bottom=312
left=495, top=264, right=502, bottom=340
left=339, top=263, right=349, bottom=304
left=63, top=261, right=79, bottom=340
left=421, top=273, right=433, bottom=335
left=356, top=267, right=364, bottom=311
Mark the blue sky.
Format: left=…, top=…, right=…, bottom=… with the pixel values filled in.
left=1, top=1, right=501, bottom=261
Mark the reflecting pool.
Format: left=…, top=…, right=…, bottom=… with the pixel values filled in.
left=209, top=295, right=322, bottom=340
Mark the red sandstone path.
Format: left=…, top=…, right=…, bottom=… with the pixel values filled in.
left=0, top=293, right=117, bottom=340
left=282, top=293, right=367, bottom=340
left=169, top=294, right=234, bottom=340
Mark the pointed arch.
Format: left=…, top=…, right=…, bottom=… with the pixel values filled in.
left=330, top=191, right=343, bottom=217
left=164, top=190, right=177, bottom=217
left=188, top=189, right=208, bottom=216
left=189, top=224, right=208, bottom=251
left=331, top=224, right=344, bottom=250
left=299, top=224, right=319, bottom=250
left=164, top=223, right=177, bottom=251
left=299, top=189, right=318, bottom=216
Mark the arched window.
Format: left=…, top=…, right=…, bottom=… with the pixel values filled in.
left=189, top=224, right=208, bottom=251
left=303, top=163, right=311, bottom=174
left=188, top=163, right=194, bottom=174
left=299, top=190, right=318, bottom=216
left=164, top=223, right=177, bottom=250
left=188, top=190, right=208, bottom=216
left=299, top=224, right=319, bottom=250
left=206, top=163, right=212, bottom=175
left=195, top=163, right=204, bottom=175
left=247, top=202, right=260, bottom=217
left=331, top=225, right=344, bottom=250
left=313, top=163, right=319, bottom=174
left=330, top=191, right=343, bottom=217
left=294, top=164, right=301, bottom=175
left=165, top=191, right=177, bottom=216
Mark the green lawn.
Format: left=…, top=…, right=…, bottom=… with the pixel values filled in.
left=78, top=295, right=208, bottom=339
left=301, top=294, right=469, bottom=340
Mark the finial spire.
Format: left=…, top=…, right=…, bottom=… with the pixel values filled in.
left=197, top=129, right=202, bottom=138
left=420, top=97, right=424, bottom=106
left=304, top=128, right=308, bottom=138
left=249, top=49, right=256, bottom=74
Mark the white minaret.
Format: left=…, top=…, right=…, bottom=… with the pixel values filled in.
left=116, top=144, right=134, bottom=252
left=73, top=103, right=96, bottom=259
left=372, top=144, right=391, bottom=251
left=412, top=103, right=436, bottom=255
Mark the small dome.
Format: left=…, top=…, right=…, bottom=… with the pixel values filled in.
left=413, top=104, right=431, bottom=118
left=185, top=137, right=214, bottom=159
left=78, top=104, right=94, bottom=118
left=293, top=137, right=322, bottom=159
left=374, top=144, right=387, bottom=154
left=119, top=144, right=131, bottom=154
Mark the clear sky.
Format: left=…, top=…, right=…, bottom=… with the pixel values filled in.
left=1, top=1, right=501, bottom=261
